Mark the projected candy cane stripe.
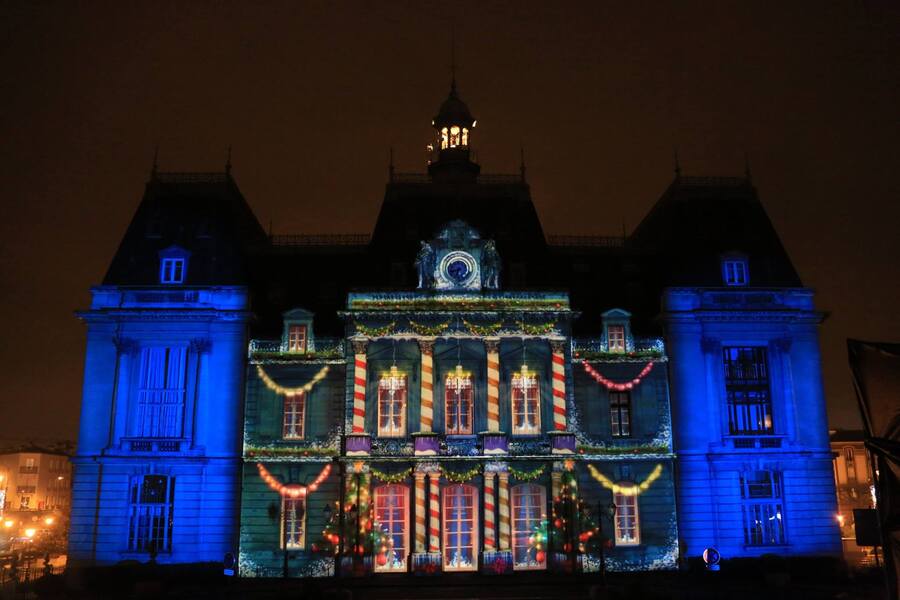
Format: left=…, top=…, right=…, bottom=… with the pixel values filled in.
left=483, top=471, right=496, bottom=551
left=419, top=342, right=434, bottom=432
left=414, top=473, right=426, bottom=553
left=551, top=345, right=567, bottom=431
left=352, top=345, right=367, bottom=433
left=485, top=340, right=501, bottom=432
left=428, top=473, right=440, bottom=553
left=498, top=472, right=510, bottom=550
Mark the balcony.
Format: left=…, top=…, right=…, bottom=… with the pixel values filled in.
left=18, top=466, right=38, bottom=474
left=726, top=436, right=784, bottom=450
left=118, top=438, right=194, bottom=455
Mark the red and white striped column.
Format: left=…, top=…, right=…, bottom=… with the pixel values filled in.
left=428, top=471, right=441, bottom=553
left=498, top=471, right=510, bottom=550
left=483, top=471, right=497, bottom=552
left=414, top=472, right=427, bottom=553
left=550, top=340, right=567, bottom=431
left=351, top=340, right=368, bottom=433
left=485, top=339, right=501, bottom=432
left=419, top=340, right=435, bottom=433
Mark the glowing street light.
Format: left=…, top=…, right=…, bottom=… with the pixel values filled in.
left=44, top=517, right=55, bottom=526
left=24, top=528, right=36, bottom=538
left=3, top=519, right=13, bottom=528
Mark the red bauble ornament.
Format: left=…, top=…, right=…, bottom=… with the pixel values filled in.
left=554, top=518, right=563, bottom=529
left=535, top=551, right=546, bottom=563
left=376, top=553, right=388, bottom=566
left=563, top=543, right=572, bottom=552
left=311, top=543, right=319, bottom=552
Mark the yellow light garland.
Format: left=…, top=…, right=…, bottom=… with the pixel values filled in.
left=586, top=463, right=663, bottom=497
left=256, top=364, right=329, bottom=396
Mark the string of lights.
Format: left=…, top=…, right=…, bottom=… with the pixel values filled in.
left=256, top=364, right=329, bottom=396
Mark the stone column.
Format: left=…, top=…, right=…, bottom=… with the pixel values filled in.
left=498, top=471, right=511, bottom=550
left=428, top=471, right=441, bottom=554
left=414, top=472, right=427, bottom=553
left=550, top=340, right=567, bottom=431
left=485, top=338, right=501, bottom=432
left=351, top=339, right=369, bottom=434
left=419, top=340, right=435, bottom=432
left=483, top=471, right=497, bottom=552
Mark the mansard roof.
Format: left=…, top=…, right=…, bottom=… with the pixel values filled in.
left=103, top=172, right=268, bottom=286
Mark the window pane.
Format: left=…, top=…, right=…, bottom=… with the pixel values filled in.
left=443, top=485, right=478, bottom=571
left=137, top=347, right=187, bottom=438
left=282, top=393, right=305, bottom=439
left=282, top=497, right=306, bottom=549
left=723, top=347, right=773, bottom=434
left=129, top=475, right=175, bottom=552
left=613, top=491, right=640, bottom=546
left=288, top=325, right=307, bottom=352
left=445, top=373, right=473, bottom=434
left=512, top=371, right=540, bottom=435
left=378, top=373, right=407, bottom=437
left=374, top=485, right=408, bottom=572
left=512, top=484, right=546, bottom=570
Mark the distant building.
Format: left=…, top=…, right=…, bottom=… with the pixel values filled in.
left=830, top=430, right=876, bottom=566
left=0, top=447, right=72, bottom=544
left=69, top=77, right=840, bottom=573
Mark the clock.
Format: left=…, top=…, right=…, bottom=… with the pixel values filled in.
left=438, top=251, right=478, bottom=289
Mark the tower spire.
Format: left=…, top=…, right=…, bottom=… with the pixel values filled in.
left=450, top=23, right=457, bottom=91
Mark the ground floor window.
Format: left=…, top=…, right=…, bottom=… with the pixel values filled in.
left=512, top=483, right=546, bottom=570
left=443, top=484, right=478, bottom=571
left=374, top=484, right=409, bottom=572
left=613, top=491, right=640, bottom=546
left=281, top=496, right=306, bottom=549
left=128, top=474, right=175, bottom=552
left=741, top=470, right=785, bottom=545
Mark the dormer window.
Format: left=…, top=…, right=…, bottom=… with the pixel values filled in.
left=281, top=308, right=315, bottom=353
left=722, top=255, right=749, bottom=286
left=601, top=309, right=633, bottom=353
left=158, top=246, right=190, bottom=285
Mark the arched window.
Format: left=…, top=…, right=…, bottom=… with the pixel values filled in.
left=440, top=127, right=449, bottom=150
left=443, top=484, right=478, bottom=571
left=445, top=369, right=473, bottom=435
left=511, top=367, right=541, bottom=435
left=613, top=490, right=640, bottom=546
left=512, top=483, right=546, bottom=570
left=449, top=125, right=461, bottom=147
left=373, top=484, right=409, bottom=572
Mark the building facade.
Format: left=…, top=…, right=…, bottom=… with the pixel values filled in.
left=69, top=80, right=841, bottom=573
left=830, top=430, right=876, bottom=567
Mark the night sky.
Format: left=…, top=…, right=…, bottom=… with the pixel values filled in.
left=1, top=2, right=897, bottom=441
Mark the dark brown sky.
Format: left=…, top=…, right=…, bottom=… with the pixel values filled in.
left=1, top=1, right=898, bottom=441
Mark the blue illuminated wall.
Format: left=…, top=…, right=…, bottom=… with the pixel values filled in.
left=68, top=287, right=249, bottom=566
left=662, top=287, right=841, bottom=558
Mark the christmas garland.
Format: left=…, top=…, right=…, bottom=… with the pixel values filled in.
left=408, top=320, right=451, bottom=337
left=245, top=446, right=337, bottom=459
left=581, top=360, right=654, bottom=391
left=586, top=463, right=663, bottom=497
left=508, top=465, right=546, bottom=482
left=441, top=465, right=481, bottom=483
left=350, top=297, right=568, bottom=311
left=517, top=321, right=556, bottom=336
left=355, top=321, right=396, bottom=337
left=462, top=319, right=503, bottom=337
left=257, top=462, right=332, bottom=498
left=369, top=466, right=414, bottom=483
left=256, top=364, right=329, bottom=396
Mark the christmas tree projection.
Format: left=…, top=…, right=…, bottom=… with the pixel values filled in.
left=312, top=501, right=342, bottom=555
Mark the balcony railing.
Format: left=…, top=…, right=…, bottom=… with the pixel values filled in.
left=249, top=337, right=345, bottom=357
left=120, top=438, right=187, bottom=454
left=18, top=466, right=38, bottom=474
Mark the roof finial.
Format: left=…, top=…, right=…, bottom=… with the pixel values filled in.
left=673, top=146, right=681, bottom=178
left=520, top=145, right=527, bottom=181
left=225, top=145, right=232, bottom=176
left=151, top=144, right=159, bottom=178
left=744, top=151, right=752, bottom=182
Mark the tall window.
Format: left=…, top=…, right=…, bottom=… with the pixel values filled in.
left=613, top=491, right=640, bottom=546
left=136, top=347, right=187, bottom=438
left=609, top=392, right=631, bottom=437
left=607, top=325, right=626, bottom=352
left=723, top=347, right=773, bottom=435
left=443, top=484, right=478, bottom=571
left=445, top=369, right=473, bottom=435
left=288, top=325, right=307, bottom=352
left=281, top=497, right=305, bottom=549
left=844, top=447, right=856, bottom=481
left=511, top=367, right=541, bottom=435
left=512, top=484, right=546, bottom=570
left=128, top=474, right=175, bottom=552
left=159, top=258, right=186, bottom=284
left=378, top=368, right=407, bottom=437
left=741, top=470, right=785, bottom=546
left=374, top=484, right=409, bottom=572
left=282, top=393, right=305, bottom=440
left=722, top=258, right=749, bottom=286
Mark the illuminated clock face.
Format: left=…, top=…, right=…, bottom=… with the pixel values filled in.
left=439, top=251, right=478, bottom=288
